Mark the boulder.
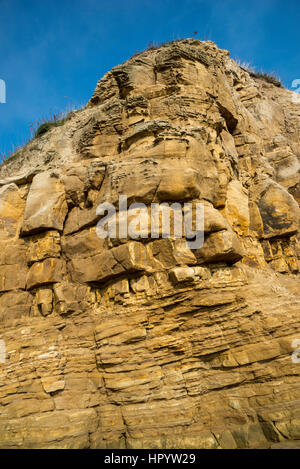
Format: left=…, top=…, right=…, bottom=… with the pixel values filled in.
left=257, top=182, right=300, bottom=239
left=195, top=229, right=244, bottom=264
left=21, top=172, right=68, bottom=235
left=26, top=258, right=66, bottom=289
left=69, top=241, right=151, bottom=284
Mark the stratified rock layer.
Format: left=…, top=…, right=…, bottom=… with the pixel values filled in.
left=0, top=39, right=299, bottom=449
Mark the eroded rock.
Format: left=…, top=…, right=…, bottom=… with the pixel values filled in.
left=0, top=39, right=300, bottom=449
left=21, top=172, right=68, bottom=235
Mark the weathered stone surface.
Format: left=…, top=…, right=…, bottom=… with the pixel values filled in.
left=0, top=241, right=28, bottom=266
left=53, top=282, right=90, bottom=315
left=223, top=180, right=250, bottom=236
left=0, top=290, right=32, bottom=322
left=84, top=160, right=106, bottom=191
left=169, top=266, right=196, bottom=283
left=36, top=288, right=53, bottom=316
left=257, top=182, right=300, bottom=239
left=62, top=164, right=87, bottom=207
left=41, top=376, right=65, bottom=394
left=63, top=206, right=99, bottom=235
left=21, top=172, right=68, bottom=235
left=148, top=238, right=197, bottom=268
left=26, top=258, right=65, bottom=289
left=195, top=229, right=244, bottom=264
left=0, top=39, right=300, bottom=449
left=61, top=227, right=105, bottom=260
left=0, top=183, right=25, bottom=240
left=69, top=241, right=151, bottom=284
left=0, top=239, right=28, bottom=293
left=0, top=264, right=27, bottom=292
left=25, top=231, right=61, bottom=264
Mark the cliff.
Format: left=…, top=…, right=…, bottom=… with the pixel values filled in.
left=0, top=39, right=299, bottom=449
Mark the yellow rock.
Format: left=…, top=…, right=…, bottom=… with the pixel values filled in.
left=0, top=39, right=299, bottom=449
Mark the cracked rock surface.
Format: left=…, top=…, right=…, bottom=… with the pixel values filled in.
left=0, top=39, right=300, bottom=449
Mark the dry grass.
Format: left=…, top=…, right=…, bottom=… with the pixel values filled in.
left=235, top=57, right=282, bottom=87
left=249, top=70, right=282, bottom=87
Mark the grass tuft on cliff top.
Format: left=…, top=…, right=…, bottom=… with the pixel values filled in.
left=235, top=59, right=282, bottom=87
left=0, top=105, right=81, bottom=164
left=34, top=115, right=68, bottom=138
left=249, top=70, right=282, bottom=87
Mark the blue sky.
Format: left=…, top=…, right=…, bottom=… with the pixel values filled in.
left=0, top=0, right=299, bottom=158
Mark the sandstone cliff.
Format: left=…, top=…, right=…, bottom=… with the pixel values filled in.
left=0, top=39, right=299, bottom=449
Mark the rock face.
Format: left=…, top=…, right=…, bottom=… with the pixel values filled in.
left=0, top=39, right=300, bottom=449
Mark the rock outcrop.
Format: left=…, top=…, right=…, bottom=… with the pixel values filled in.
left=0, top=39, right=299, bottom=449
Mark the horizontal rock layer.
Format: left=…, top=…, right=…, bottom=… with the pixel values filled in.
left=0, top=39, right=299, bottom=449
